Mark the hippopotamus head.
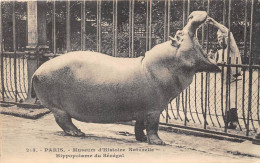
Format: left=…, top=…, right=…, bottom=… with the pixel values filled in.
left=169, top=11, right=220, bottom=73
left=145, top=11, right=220, bottom=75
left=183, top=11, right=208, bottom=37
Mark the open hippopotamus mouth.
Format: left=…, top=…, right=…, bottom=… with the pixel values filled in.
left=184, top=11, right=208, bottom=37
left=184, top=11, right=221, bottom=73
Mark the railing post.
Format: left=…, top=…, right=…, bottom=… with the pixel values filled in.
left=66, top=0, right=71, bottom=52
left=52, top=0, right=56, bottom=54
left=26, top=1, right=38, bottom=101
left=12, top=1, right=18, bottom=102
left=224, top=0, right=232, bottom=133
left=247, top=0, right=255, bottom=137
left=149, top=0, right=152, bottom=50
left=0, top=1, right=4, bottom=101
left=128, top=0, right=134, bottom=58
left=97, top=0, right=101, bottom=53
left=113, top=0, right=118, bottom=57
left=81, top=0, right=86, bottom=51
left=254, top=69, right=260, bottom=144
left=26, top=1, right=47, bottom=102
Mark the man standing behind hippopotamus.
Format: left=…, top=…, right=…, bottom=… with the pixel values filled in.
left=32, top=11, right=220, bottom=145
left=206, top=17, right=242, bottom=129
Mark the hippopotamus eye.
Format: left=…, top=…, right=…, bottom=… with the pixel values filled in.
left=169, top=36, right=180, bottom=48
left=176, top=30, right=184, bottom=36
left=188, top=15, right=193, bottom=21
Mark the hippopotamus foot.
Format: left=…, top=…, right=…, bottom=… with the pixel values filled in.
left=135, top=119, right=147, bottom=142
left=52, top=109, right=85, bottom=137
left=136, top=135, right=147, bottom=142
left=147, top=134, right=166, bottom=145
left=145, top=112, right=165, bottom=145
left=64, top=129, right=85, bottom=137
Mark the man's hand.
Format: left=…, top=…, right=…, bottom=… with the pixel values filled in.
left=205, top=17, right=217, bottom=25
left=206, top=17, right=228, bottom=34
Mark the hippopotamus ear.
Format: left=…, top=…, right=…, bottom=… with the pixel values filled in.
left=169, top=36, right=180, bottom=48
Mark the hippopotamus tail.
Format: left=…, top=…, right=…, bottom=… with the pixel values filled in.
left=31, top=75, right=38, bottom=98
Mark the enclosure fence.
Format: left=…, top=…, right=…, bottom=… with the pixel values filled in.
left=0, top=0, right=259, bottom=137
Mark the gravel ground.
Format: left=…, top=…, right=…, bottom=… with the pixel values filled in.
left=1, top=113, right=260, bottom=163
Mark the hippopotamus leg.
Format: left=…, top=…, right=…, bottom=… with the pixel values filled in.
left=146, top=111, right=166, bottom=145
left=52, top=108, right=85, bottom=137
left=134, top=119, right=147, bottom=142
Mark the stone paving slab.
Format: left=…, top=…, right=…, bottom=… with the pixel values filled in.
left=0, top=105, right=50, bottom=119
left=1, top=113, right=260, bottom=163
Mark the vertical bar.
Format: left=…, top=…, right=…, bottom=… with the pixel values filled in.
left=206, top=0, right=210, bottom=54
left=242, top=68, right=247, bottom=127
left=257, top=68, right=260, bottom=127
left=167, top=0, right=170, bottom=39
left=145, top=0, right=149, bottom=52
left=224, top=56, right=231, bottom=133
left=243, top=0, right=247, bottom=61
left=97, top=0, right=101, bottom=52
left=131, top=0, right=134, bottom=57
left=164, top=0, right=169, bottom=123
left=227, top=0, right=231, bottom=61
left=224, top=0, right=232, bottom=133
left=223, top=0, right=226, bottom=25
left=17, top=52, right=25, bottom=99
left=214, top=71, right=221, bottom=127
left=163, top=0, right=167, bottom=42
left=195, top=75, right=202, bottom=124
left=203, top=0, right=211, bottom=129
left=188, top=86, right=195, bottom=123
left=246, top=0, right=254, bottom=136
left=5, top=56, right=12, bottom=98
left=204, top=72, right=208, bottom=129
left=129, top=0, right=132, bottom=58
left=149, top=0, right=152, bottom=50
left=176, top=96, right=183, bottom=121
left=22, top=55, right=27, bottom=95
left=187, top=0, right=190, bottom=17
left=27, top=1, right=39, bottom=99
left=220, top=41, right=225, bottom=120
left=181, top=92, right=186, bottom=123
left=0, top=1, right=4, bottom=101
left=240, top=0, right=246, bottom=128
left=13, top=1, right=18, bottom=102
left=201, top=73, right=204, bottom=125
left=81, top=0, right=86, bottom=51
left=26, top=4, right=28, bottom=50
left=235, top=58, right=238, bottom=108
left=183, top=0, right=187, bottom=126
left=235, top=58, right=242, bottom=130
left=131, top=0, right=136, bottom=57
left=182, top=0, right=186, bottom=27
left=8, top=52, right=15, bottom=98
left=97, top=1, right=99, bottom=52
left=170, top=102, right=177, bottom=120
left=208, top=74, right=215, bottom=126
left=201, top=0, right=205, bottom=125
left=113, top=0, right=118, bottom=57
left=220, top=0, right=226, bottom=126
left=66, top=0, right=71, bottom=52
left=166, top=107, right=169, bottom=123
left=185, top=89, right=188, bottom=126
left=52, top=0, right=56, bottom=54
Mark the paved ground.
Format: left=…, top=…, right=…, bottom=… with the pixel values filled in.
left=1, top=113, right=260, bottom=163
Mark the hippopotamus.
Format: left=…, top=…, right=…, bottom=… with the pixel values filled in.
left=31, top=11, right=220, bottom=145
